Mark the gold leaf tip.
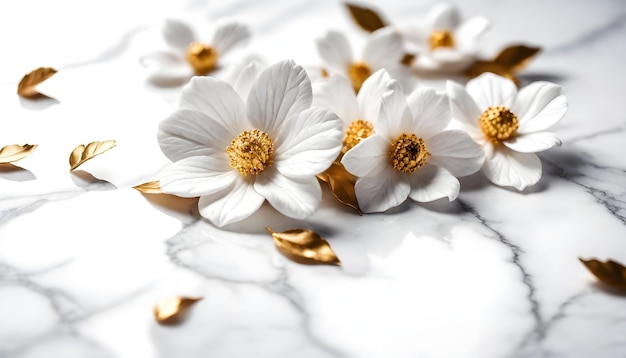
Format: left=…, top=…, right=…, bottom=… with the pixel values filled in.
left=579, top=257, right=626, bottom=291
left=69, top=140, right=116, bottom=171
left=154, top=296, right=202, bottom=325
left=269, top=228, right=341, bottom=266
left=345, top=2, right=387, bottom=33
left=17, top=67, right=58, bottom=98
left=133, top=180, right=163, bottom=194
left=0, top=144, right=38, bottom=164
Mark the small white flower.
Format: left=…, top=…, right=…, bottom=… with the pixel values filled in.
left=447, top=72, right=568, bottom=190
left=312, top=69, right=396, bottom=154
left=157, top=60, right=344, bottom=227
left=141, top=19, right=250, bottom=86
left=403, top=3, right=489, bottom=73
left=315, top=28, right=415, bottom=93
left=342, top=83, right=484, bottom=213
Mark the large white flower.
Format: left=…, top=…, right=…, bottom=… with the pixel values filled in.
left=157, top=60, right=344, bottom=226
left=341, top=83, right=484, bottom=213
left=402, top=3, right=489, bottom=73
left=447, top=72, right=568, bottom=190
left=315, top=28, right=415, bottom=93
left=312, top=70, right=396, bottom=154
left=141, top=19, right=250, bottom=86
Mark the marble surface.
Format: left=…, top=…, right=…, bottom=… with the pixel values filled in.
left=1, top=0, right=626, bottom=357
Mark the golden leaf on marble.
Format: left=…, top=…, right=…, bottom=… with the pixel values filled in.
left=346, top=3, right=387, bottom=32
left=317, top=161, right=361, bottom=215
left=69, top=140, right=116, bottom=171
left=154, top=296, right=202, bottom=325
left=579, top=257, right=626, bottom=291
left=463, top=45, right=541, bottom=84
left=133, top=180, right=163, bottom=194
left=17, top=67, right=57, bottom=98
left=266, top=227, right=341, bottom=266
left=401, top=53, right=416, bottom=66
left=0, top=144, right=38, bottom=164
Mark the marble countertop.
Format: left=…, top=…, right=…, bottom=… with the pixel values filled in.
left=1, top=0, right=626, bottom=357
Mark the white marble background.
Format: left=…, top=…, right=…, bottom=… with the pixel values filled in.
left=1, top=0, right=626, bottom=357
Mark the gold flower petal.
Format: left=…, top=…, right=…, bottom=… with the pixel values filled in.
left=154, top=296, right=202, bottom=325
left=317, top=161, right=361, bottom=215
left=0, top=144, right=38, bottom=164
left=69, top=140, right=116, bottom=171
left=463, top=45, right=541, bottom=85
left=17, top=67, right=58, bottom=98
left=579, top=257, right=626, bottom=291
left=346, top=3, right=387, bottom=33
left=266, top=227, right=341, bottom=266
left=133, top=180, right=163, bottom=194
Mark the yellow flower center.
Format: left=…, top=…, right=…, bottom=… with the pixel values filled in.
left=479, top=105, right=519, bottom=143
left=429, top=30, right=455, bottom=50
left=389, top=133, right=430, bottom=174
left=342, top=119, right=375, bottom=154
left=347, top=62, right=372, bottom=93
left=186, top=42, right=219, bottom=75
left=226, top=129, right=274, bottom=176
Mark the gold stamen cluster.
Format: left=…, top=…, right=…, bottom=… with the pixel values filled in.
left=342, top=119, right=375, bottom=153
left=429, top=30, right=455, bottom=50
left=347, top=62, right=372, bottom=93
left=479, top=105, right=519, bottom=143
left=226, top=129, right=274, bottom=176
left=389, top=133, right=430, bottom=173
left=186, top=42, right=219, bottom=75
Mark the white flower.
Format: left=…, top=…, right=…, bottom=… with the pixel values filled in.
left=141, top=19, right=250, bottom=86
left=312, top=69, right=395, bottom=154
left=447, top=72, right=568, bottom=190
left=157, top=60, right=344, bottom=227
left=341, top=83, right=484, bottom=213
left=315, top=28, right=415, bottom=93
left=403, top=3, right=489, bottom=73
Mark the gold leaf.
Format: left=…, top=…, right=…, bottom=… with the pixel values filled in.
left=346, top=2, right=387, bottom=32
left=133, top=180, right=163, bottom=194
left=17, top=67, right=58, bottom=98
left=154, top=296, right=202, bottom=325
left=317, top=161, right=362, bottom=215
left=69, top=140, right=116, bottom=171
left=463, top=45, right=541, bottom=84
left=266, top=227, right=341, bottom=266
left=579, top=257, right=626, bottom=291
left=401, top=53, right=416, bottom=67
left=0, top=144, right=37, bottom=164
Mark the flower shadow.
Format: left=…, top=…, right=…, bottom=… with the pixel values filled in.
left=139, top=193, right=200, bottom=222
left=0, top=164, right=36, bottom=182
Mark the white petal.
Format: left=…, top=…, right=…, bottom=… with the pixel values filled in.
left=198, top=176, right=264, bottom=227
left=312, top=74, right=358, bottom=123
left=455, top=17, right=490, bottom=51
left=211, top=22, right=251, bottom=55
left=362, top=28, right=405, bottom=68
left=140, top=51, right=193, bottom=87
left=406, top=87, right=451, bottom=139
left=163, top=19, right=196, bottom=51
left=426, top=130, right=485, bottom=177
left=341, top=134, right=391, bottom=178
left=466, top=72, right=517, bottom=109
left=247, top=60, right=312, bottom=136
left=513, top=82, right=568, bottom=134
left=179, top=76, right=248, bottom=135
left=377, top=82, right=413, bottom=139
left=446, top=80, right=482, bottom=136
left=429, top=3, right=460, bottom=30
left=354, top=170, right=410, bottom=213
left=409, top=164, right=460, bottom=202
left=316, top=31, right=353, bottom=71
left=158, top=109, right=233, bottom=161
left=275, top=107, right=343, bottom=178
left=357, top=69, right=393, bottom=123
left=384, top=64, right=418, bottom=93
left=482, top=143, right=542, bottom=191
left=504, top=132, right=562, bottom=153
left=160, top=156, right=236, bottom=197
left=233, top=61, right=264, bottom=102
left=254, top=169, right=321, bottom=219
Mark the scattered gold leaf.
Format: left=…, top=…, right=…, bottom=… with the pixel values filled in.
left=317, top=161, right=361, bottom=215
left=133, top=180, right=163, bottom=194
left=401, top=53, right=416, bottom=66
left=463, top=45, right=541, bottom=85
left=346, top=3, right=387, bottom=33
left=69, top=140, right=116, bottom=171
left=579, top=257, right=626, bottom=291
left=17, top=67, right=57, bottom=98
left=0, top=144, right=37, bottom=164
left=154, top=296, right=202, bottom=325
left=266, top=227, right=341, bottom=266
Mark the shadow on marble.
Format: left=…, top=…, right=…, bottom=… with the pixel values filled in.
left=139, top=192, right=200, bottom=222
left=70, top=170, right=117, bottom=190
left=0, top=164, right=36, bottom=182
left=18, top=95, right=60, bottom=111
left=591, top=281, right=626, bottom=297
